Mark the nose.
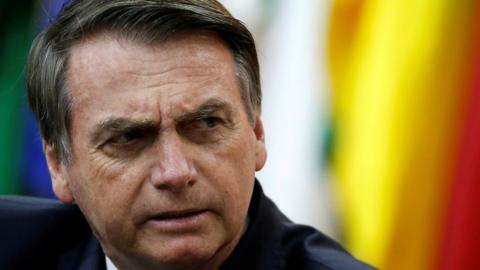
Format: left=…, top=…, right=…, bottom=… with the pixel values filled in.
left=149, top=132, right=197, bottom=191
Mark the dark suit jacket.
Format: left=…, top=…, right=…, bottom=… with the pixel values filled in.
left=0, top=181, right=375, bottom=270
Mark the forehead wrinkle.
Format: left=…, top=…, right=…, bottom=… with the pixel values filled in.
left=133, top=64, right=224, bottom=77
left=159, top=77, right=232, bottom=114
left=107, top=37, right=231, bottom=80
left=138, top=66, right=227, bottom=91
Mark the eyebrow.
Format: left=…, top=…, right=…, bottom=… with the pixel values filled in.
left=89, top=98, right=232, bottom=146
left=176, top=98, right=231, bottom=123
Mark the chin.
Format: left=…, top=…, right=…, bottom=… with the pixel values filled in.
left=139, top=237, right=223, bottom=270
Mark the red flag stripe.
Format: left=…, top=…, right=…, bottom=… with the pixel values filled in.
left=438, top=3, right=480, bottom=269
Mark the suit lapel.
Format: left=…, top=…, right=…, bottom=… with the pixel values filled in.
left=58, top=233, right=106, bottom=270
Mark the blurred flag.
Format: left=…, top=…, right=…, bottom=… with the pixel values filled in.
left=328, top=0, right=479, bottom=269
left=439, top=3, right=480, bottom=269
left=18, top=0, right=69, bottom=198
left=0, top=0, right=69, bottom=197
left=0, top=0, right=36, bottom=195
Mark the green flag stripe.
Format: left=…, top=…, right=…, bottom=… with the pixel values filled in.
left=0, top=2, right=36, bottom=194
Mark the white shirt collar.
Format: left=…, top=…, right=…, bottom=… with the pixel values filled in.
left=105, top=256, right=118, bottom=270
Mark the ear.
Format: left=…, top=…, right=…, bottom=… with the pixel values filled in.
left=43, top=141, right=75, bottom=204
left=253, top=113, right=267, bottom=171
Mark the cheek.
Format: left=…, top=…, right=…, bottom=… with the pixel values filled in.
left=66, top=156, right=150, bottom=243
left=196, top=130, right=257, bottom=223
left=217, top=171, right=255, bottom=241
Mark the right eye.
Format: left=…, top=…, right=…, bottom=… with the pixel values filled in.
left=102, top=129, right=154, bottom=158
left=108, top=130, right=143, bottom=145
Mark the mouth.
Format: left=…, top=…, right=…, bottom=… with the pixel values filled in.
left=146, top=209, right=209, bottom=231
left=152, top=209, right=207, bottom=220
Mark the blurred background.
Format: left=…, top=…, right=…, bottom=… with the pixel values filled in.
left=1, top=0, right=479, bottom=269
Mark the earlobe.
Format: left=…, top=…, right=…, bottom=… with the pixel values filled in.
left=253, top=115, right=267, bottom=171
left=43, top=141, right=75, bottom=204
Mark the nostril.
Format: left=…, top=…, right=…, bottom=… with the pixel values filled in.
left=152, top=179, right=195, bottom=192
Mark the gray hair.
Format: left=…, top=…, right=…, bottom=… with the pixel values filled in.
left=27, top=0, right=261, bottom=164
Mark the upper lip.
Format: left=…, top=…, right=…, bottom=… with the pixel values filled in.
left=150, top=208, right=207, bottom=220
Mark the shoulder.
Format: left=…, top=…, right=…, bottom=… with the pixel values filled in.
left=0, top=195, right=74, bottom=212
left=0, top=196, right=93, bottom=268
left=223, top=181, right=376, bottom=270
left=279, top=223, right=376, bottom=270
left=0, top=196, right=86, bottom=230
left=254, top=182, right=376, bottom=270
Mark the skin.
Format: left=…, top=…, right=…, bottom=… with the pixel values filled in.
left=43, top=32, right=267, bottom=270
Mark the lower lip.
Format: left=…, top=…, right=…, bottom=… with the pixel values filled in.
left=146, top=210, right=209, bottom=232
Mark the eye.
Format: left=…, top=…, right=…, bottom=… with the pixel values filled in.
left=197, top=117, right=220, bottom=129
left=177, top=116, right=227, bottom=144
left=101, top=129, right=156, bottom=159
left=108, top=130, right=144, bottom=145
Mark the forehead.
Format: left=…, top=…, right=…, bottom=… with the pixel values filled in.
left=66, top=32, right=241, bottom=121
left=69, top=32, right=233, bottom=75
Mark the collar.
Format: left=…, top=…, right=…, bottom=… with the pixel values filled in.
left=105, top=256, right=118, bottom=270
left=219, top=180, right=285, bottom=269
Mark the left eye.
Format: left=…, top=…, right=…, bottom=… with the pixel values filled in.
left=197, top=117, right=220, bottom=129
left=177, top=116, right=226, bottom=144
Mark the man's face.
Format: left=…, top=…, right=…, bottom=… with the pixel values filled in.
left=45, top=33, right=266, bottom=270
